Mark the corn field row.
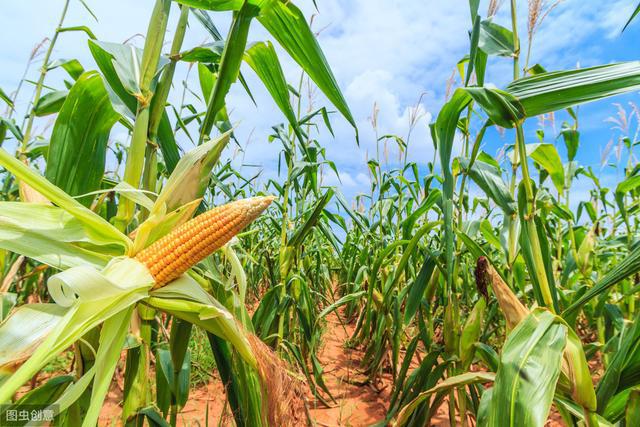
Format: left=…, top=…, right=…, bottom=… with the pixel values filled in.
left=1, top=0, right=640, bottom=426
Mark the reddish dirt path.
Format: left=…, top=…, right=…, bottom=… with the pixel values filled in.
left=100, top=373, right=229, bottom=426
left=306, top=308, right=389, bottom=426
left=306, top=304, right=452, bottom=427
left=99, top=307, right=396, bottom=426
left=97, top=304, right=451, bottom=426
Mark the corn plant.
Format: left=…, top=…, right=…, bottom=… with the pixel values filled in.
left=3, top=1, right=640, bottom=426
left=0, top=0, right=354, bottom=425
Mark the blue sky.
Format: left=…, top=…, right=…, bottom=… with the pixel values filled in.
left=1, top=0, right=639, bottom=207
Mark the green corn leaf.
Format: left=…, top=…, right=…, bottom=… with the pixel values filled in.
left=0, top=151, right=131, bottom=253
left=481, top=309, right=567, bottom=427
left=564, top=243, right=640, bottom=318
left=479, top=219, right=502, bottom=250
left=316, top=291, right=365, bottom=323
left=288, top=188, right=334, bottom=248
left=88, top=40, right=138, bottom=117
left=465, top=87, right=524, bottom=127
left=0, top=87, right=13, bottom=109
left=4, top=375, right=73, bottom=408
left=82, top=306, right=135, bottom=427
left=200, top=1, right=258, bottom=140
left=147, top=275, right=257, bottom=369
left=174, top=0, right=243, bottom=11
left=434, top=89, right=473, bottom=291
left=0, top=202, right=115, bottom=270
left=388, top=222, right=440, bottom=298
left=155, top=347, right=172, bottom=415
left=33, top=90, right=68, bottom=116
left=622, top=2, right=640, bottom=32
left=244, top=41, right=304, bottom=143
left=596, top=312, right=640, bottom=411
left=395, top=371, right=495, bottom=426
left=529, top=144, right=565, bottom=194
left=460, top=158, right=516, bottom=214
left=404, top=253, right=439, bottom=325
left=463, top=62, right=640, bottom=128
left=478, top=20, right=515, bottom=57
left=553, top=396, right=614, bottom=427
left=256, top=0, right=357, bottom=136
left=506, top=61, right=640, bottom=118
left=475, top=342, right=500, bottom=372
left=560, top=126, right=580, bottom=161
left=178, top=42, right=224, bottom=63
left=88, top=40, right=179, bottom=172
left=615, top=174, right=640, bottom=221
left=45, top=71, right=120, bottom=207
left=627, top=390, right=640, bottom=426
left=465, top=16, right=481, bottom=86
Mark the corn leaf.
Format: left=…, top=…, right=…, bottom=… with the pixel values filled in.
left=244, top=41, right=303, bottom=143
left=623, top=2, right=640, bottom=32
left=88, top=40, right=179, bottom=172
left=33, top=90, right=68, bottom=116
left=0, top=202, right=119, bottom=269
left=256, top=0, right=357, bottom=135
left=564, top=243, right=640, bottom=318
left=478, top=20, right=515, bottom=57
left=596, top=312, right=640, bottom=411
left=45, top=71, right=120, bottom=207
left=178, top=42, right=224, bottom=62
left=288, top=188, right=334, bottom=248
left=82, top=306, right=135, bottom=427
left=506, top=61, right=640, bottom=118
left=481, top=309, right=567, bottom=427
left=395, top=371, right=495, bottom=426
left=615, top=174, right=640, bottom=220
left=434, top=89, right=473, bottom=290
left=200, top=1, right=258, bottom=139
left=0, top=149, right=131, bottom=253
left=316, top=291, right=365, bottom=323
left=147, top=275, right=257, bottom=369
left=0, top=258, right=153, bottom=402
left=460, top=158, right=516, bottom=214
left=529, top=144, right=565, bottom=194
left=553, top=396, right=614, bottom=427
left=177, top=0, right=357, bottom=135
left=174, top=0, right=242, bottom=11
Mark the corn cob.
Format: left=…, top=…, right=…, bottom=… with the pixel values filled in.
left=136, top=196, right=274, bottom=288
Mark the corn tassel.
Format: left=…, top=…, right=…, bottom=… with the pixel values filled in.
left=136, top=196, right=273, bottom=288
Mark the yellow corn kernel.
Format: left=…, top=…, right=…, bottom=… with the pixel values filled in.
left=136, top=196, right=274, bottom=288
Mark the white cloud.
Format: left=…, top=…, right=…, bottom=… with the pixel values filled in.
left=501, top=0, right=631, bottom=70
left=0, top=0, right=635, bottom=204
left=322, top=170, right=356, bottom=187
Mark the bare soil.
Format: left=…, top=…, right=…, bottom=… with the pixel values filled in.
left=18, top=298, right=578, bottom=426
left=97, top=304, right=452, bottom=426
